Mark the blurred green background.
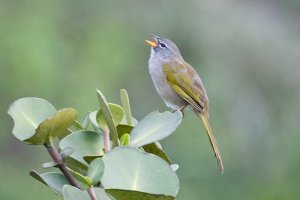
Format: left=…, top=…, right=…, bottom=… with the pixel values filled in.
left=1, top=0, right=300, bottom=199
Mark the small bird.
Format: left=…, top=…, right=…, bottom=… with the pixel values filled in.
left=145, top=34, right=224, bottom=173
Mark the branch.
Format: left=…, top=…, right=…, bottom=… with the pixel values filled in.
left=45, top=139, right=81, bottom=189
left=87, top=187, right=98, bottom=200
left=103, top=127, right=111, bottom=152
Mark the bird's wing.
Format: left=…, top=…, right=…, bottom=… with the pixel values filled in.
left=163, top=62, right=208, bottom=113
left=164, top=62, right=223, bottom=172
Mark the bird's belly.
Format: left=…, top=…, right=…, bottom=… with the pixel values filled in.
left=149, top=66, right=187, bottom=110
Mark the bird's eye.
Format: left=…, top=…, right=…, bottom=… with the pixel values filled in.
left=159, top=43, right=167, bottom=48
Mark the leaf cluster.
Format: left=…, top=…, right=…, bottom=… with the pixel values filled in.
left=7, top=89, right=183, bottom=200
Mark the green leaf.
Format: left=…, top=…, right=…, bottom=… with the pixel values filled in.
left=120, top=89, right=132, bottom=125
left=59, top=130, right=104, bottom=165
left=63, top=185, right=88, bottom=200
left=71, top=111, right=91, bottom=131
left=89, top=111, right=102, bottom=132
left=120, top=133, right=130, bottom=146
left=29, top=170, right=47, bottom=185
left=60, top=147, right=76, bottom=159
left=58, top=129, right=72, bottom=140
left=101, top=147, right=179, bottom=197
left=87, top=158, right=105, bottom=185
left=72, top=120, right=84, bottom=131
left=93, top=187, right=113, bottom=200
left=129, top=111, right=182, bottom=147
left=97, top=103, right=124, bottom=128
left=120, top=116, right=139, bottom=126
left=50, top=108, right=78, bottom=138
left=64, top=156, right=88, bottom=175
left=42, top=161, right=58, bottom=169
left=38, top=108, right=77, bottom=138
left=106, top=189, right=175, bottom=200
left=67, top=167, right=92, bottom=187
left=63, top=185, right=111, bottom=200
left=96, top=90, right=120, bottom=147
left=29, top=170, right=70, bottom=198
left=82, top=111, right=91, bottom=129
left=24, top=108, right=77, bottom=144
left=116, top=124, right=134, bottom=138
left=171, top=164, right=179, bottom=172
left=143, top=142, right=172, bottom=164
left=7, top=97, right=56, bottom=144
left=83, top=155, right=102, bottom=164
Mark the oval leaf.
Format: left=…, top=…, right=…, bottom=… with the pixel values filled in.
left=72, top=120, right=84, bottom=131
left=106, top=189, right=175, bottom=200
left=101, top=147, right=179, bottom=197
left=120, top=89, right=133, bottom=125
left=83, top=155, right=102, bottom=164
left=59, top=130, right=104, bottom=164
left=63, top=185, right=111, bottom=200
left=97, top=103, right=124, bottom=128
left=89, top=111, right=102, bottom=132
left=120, top=116, right=139, bottom=126
left=42, top=161, right=58, bottom=169
left=64, top=156, right=88, bottom=175
left=48, top=108, right=78, bottom=138
left=7, top=97, right=56, bottom=144
left=82, top=111, right=91, bottom=129
left=116, top=124, right=134, bottom=138
left=60, top=147, right=76, bottom=159
left=96, top=90, right=120, bottom=147
left=25, top=108, right=77, bottom=144
left=93, top=187, right=112, bottom=200
left=63, top=185, right=88, bottom=200
left=67, top=167, right=92, bottom=187
left=129, top=111, right=182, bottom=147
left=30, top=171, right=70, bottom=198
left=120, top=133, right=130, bottom=146
left=143, top=142, right=172, bottom=164
left=87, top=158, right=105, bottom=185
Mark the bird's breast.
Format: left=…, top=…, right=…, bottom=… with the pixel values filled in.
left=148, top=60, right=187, bottom=110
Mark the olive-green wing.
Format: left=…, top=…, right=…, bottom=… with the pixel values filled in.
left=164, top=62, right=224, bottom=173
left=163, top=62, right=208, bottom=113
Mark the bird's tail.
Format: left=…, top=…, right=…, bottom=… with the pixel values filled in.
left=199, top=112, right=224, bottom=173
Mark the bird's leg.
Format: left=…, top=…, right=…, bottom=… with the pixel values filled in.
left=179, top=105, right=187, bottom=112
left=171, top=105, right=187, bottom=116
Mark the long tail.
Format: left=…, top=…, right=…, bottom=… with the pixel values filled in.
left=199, top=112, right=224, bottom=173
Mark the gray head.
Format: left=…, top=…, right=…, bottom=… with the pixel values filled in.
left=146, top=34, right=184, bottom=63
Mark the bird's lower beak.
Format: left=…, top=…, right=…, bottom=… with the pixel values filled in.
left=145, top=34, right=159, bottom=47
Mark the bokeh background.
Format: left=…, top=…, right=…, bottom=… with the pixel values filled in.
left=1, top=0, right=300, bottom=199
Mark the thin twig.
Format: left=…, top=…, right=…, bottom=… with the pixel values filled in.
left=45, top=140, right=81, bottom=189
left=87, top=187, right=98, bottom=200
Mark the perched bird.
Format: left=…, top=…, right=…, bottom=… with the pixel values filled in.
left=145, top=34, right=224, bottom=173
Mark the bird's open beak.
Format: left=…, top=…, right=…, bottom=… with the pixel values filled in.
left=145, top=34, right=159, bottom=47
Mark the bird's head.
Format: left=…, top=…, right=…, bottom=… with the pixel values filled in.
left=145, top=34, right=183, bottom=63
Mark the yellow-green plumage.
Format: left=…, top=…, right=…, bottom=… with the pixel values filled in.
left=163, top=62, right=224, bottom=173
left=147, top=35, right=224, bottom=173
left=163, top=62, right=207, bottom=111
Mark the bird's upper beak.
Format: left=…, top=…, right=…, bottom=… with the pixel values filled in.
left=145, top=34, right=159, bottom=47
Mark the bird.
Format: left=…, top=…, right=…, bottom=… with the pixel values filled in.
left=145, top=34, right=224, bottom=173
